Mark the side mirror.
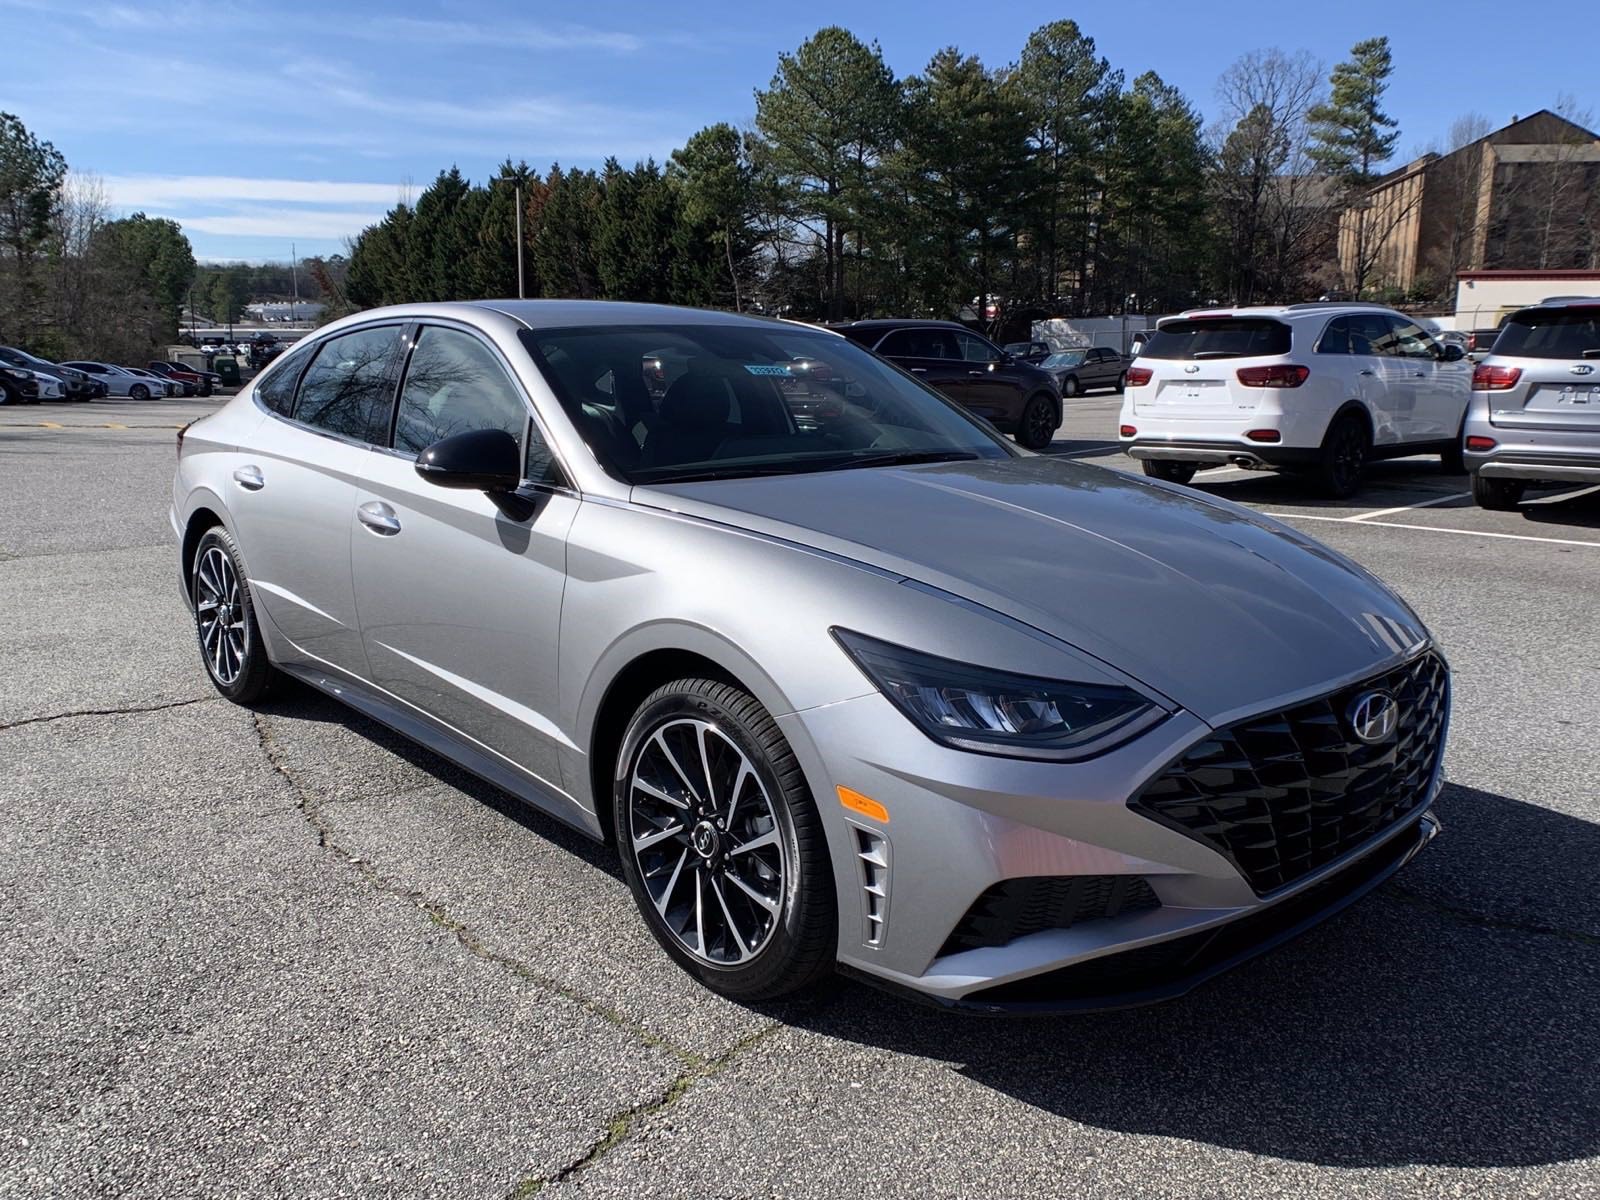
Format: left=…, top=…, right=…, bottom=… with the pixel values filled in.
left=1441, top=343, right=1465, bottom=363
left=415, top=428, right=522, bottom=493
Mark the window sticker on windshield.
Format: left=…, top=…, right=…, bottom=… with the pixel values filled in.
left=743, top=364, right=793, bottom=377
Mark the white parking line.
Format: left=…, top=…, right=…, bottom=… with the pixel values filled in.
left=1285, top=512, right=1600, bottom=548
left=1344, top=492, right=1471, bottom=522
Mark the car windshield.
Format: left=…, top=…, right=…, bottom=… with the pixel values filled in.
left=1493, top=307, right=1600, bottom=358
left=1042, top=351, right=1087, bottom=368
left=519, top=323, right=1016, bottom=485
left=1142, top=318, right=1292, bottom=360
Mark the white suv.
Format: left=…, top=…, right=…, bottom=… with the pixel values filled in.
left=1118, top=303, right=1473, bottom=497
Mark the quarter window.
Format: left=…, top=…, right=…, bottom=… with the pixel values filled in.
left=294, top=326, right=401, bottom=441
left=255, top=342, right=315, bottom=416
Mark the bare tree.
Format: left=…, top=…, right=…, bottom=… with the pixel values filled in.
left=1210, top=49, right=1326, bottom=302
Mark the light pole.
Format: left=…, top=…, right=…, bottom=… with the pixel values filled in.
left=492, top=171, right=527, bottom=299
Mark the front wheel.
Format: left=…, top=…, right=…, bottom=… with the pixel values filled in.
left=1471, top=473, right=1525, bottom=511
left=1142, top=459, right=1198, bottom=485
left=1062, top=375, right=1081, bottom=398
left=1314, top=414, right=1369, bottom=499
left=1016, top=392, right=1057, bottom=450
left=614, top=678, right=836, bottom=1002
left=129, top=383, right=150, bottom=401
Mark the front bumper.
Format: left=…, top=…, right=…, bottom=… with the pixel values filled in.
left=780, top=652, right=1448, bottom=1012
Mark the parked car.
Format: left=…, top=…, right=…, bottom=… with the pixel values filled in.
left=1463, top=298, right=1600, bottom=509
left=120, top=366, right=176, bottom=400
left=0, top=365, right=42, bottom=404
left=0, top=346, right=93, bottom=401
left=1001, top=340, right=1052, bottom=365
left=1119, top=303, right=1472, bottom=497
left=1466, top=328, right=1502, bottom=359
left=1043, top=346, right=1128, bottom=396
left=60, top=361, right=168, bottom=400
left=143, top=361, right=201, bottom=396
left=172, top=299, right=1447, bottom=1010
left=831, top=319, right=1062, bottom=449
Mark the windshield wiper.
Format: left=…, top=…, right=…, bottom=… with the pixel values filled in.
left=834, top=450, right=984, bottom=471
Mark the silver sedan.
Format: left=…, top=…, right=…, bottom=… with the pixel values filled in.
left=171, top=301, right=1449, bottom=1011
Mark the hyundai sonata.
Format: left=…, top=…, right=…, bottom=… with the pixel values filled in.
left=172, top=301, right=1447, bottom=1011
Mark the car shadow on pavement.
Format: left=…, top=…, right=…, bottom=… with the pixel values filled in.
left=792, top=782, right=1600, bottom=1170
left=255, top=683, right=624, bottom=881
left=1518, top=487, right=1600, bottom=530
left=1187, top=460, right=1468, bottom=509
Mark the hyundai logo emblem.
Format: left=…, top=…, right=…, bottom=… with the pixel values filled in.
left=1347, top=690, right=1399, bottom=744
left=1571, top=364, right=1594, bottom=376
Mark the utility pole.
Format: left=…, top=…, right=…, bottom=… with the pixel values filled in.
left=290, top=242, right=301, bottom=322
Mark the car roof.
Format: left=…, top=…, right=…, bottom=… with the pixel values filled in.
left=1516, top=296, right=1600, bottom=311
left=829, top=318, right=969, bottom=332
left=468, top=298, right=809, bottom=332
left=1165, top=302, right=1403, bottom=325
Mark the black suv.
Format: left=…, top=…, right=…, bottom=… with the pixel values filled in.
left=831, top=320, right=1061, bottom=449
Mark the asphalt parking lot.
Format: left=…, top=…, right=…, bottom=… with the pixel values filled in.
left=3, top=392, right=1598, bottom=1199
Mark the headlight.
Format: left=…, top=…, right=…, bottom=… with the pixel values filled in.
left=832, top=629, right=1166, bottom=761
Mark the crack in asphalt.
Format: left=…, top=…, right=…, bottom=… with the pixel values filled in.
left=0, top=695, right=214, bottom=732
left=1386, top=883, right=1600, bottom=949
left=249, top=710, right=734, bottom=1069
left=251, top=708, right=787, bottom=1192
left=502, top=1023, right=780, bottom=1198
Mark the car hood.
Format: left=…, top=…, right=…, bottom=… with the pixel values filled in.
left=642, top=457, right=1429, bottom=723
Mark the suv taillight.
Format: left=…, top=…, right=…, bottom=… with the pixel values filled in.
left=1473, top=364, right=1522, bottom=391
left=1125, top=366, right=1153, bottom=386
left=1235, top=364, right=1310, bottom=388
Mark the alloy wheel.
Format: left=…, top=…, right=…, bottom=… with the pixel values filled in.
left=194, top=545, right=248, bottom=685
left=1330, top=422, right=1366, bottom=493
left=627, top=718, right=787, bottom=966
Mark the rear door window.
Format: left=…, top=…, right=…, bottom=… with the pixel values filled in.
left=1140, top=318, right=1291, bottom=360
left=293, top=325, right=403, bottom=441
left=1492, top=307, right=1600, bottom=358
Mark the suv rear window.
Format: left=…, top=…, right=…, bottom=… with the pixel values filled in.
left=1141, top=318, right=1292, bottom=360
left=1492, top=307, right=1600, bottom=359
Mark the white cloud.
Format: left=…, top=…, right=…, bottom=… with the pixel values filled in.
left=159, top=207, right=388, bottom=241
left=101, top=174, right=404, bottom=208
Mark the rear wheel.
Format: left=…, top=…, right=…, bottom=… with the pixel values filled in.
left=1016, top=392, right=1057, bottom=450
left=1142, top=459, right=1198, bottom=485
left=1441, top=412, right=1467, bottom=474
left=1314, top=414, right=1369, bottom=499
left=1471, top=473, right=1525, bottom=511
left=614, top=678, right=835, bottom=1002
left=1116, top=372, right=1127, bottom=393
left=190, top=526, right=277, bottom=704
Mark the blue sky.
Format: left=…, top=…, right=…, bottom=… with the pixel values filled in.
left=3, top=0, right=1595, bottom=263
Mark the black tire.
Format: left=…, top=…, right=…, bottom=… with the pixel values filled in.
left=613, top=678, right=836, bottom=1002
left=1142, top=459, right=1198, bottom=485
left=1062, top=375, right=1081, bottom=398
left=1016, top=392, right=1058, bottom=450
left=200, top=383, right=214, bottom=398
left=189, top=526, right=277, bottom=704
left=1440, top=417, right=1466, bottom=474
left=1116, top=372, right=1127, bottom=393
left=1314, top=413, right=1370, bottom=499
left=129, top=383, right=150, bottom=401
left=1471, top=473, right=1525, bottom=511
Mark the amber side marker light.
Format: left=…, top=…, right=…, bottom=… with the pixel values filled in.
left=837, top=786, right=889, bottom=823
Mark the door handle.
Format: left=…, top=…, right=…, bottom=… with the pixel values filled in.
left=357, top=500, right=401, bottom=536
left=1412, top=371, right=1427, bottom=377
left=968, top=370, right=986, bottom=376
left=1359, top=369, right=1377, bottom=377
left=910, top=367, right=927, bottom=373
left=232, top=465, right=264, bottom=491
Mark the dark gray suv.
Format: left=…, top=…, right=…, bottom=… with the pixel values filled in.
left=832, top=320, right=1062, bottom=449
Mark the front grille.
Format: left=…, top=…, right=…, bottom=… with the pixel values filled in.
left=940, top=875, right=1160, bottom=956
left=1130, top=652, right=1447, bottom=895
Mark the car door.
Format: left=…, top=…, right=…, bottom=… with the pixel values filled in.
left=1387, top=315, right=1465, bottom=443
left=875, top=328, right=969, bottom=402
left=954, top=329, right=1022, bottom=423
left=1347, top=314, right=1407, bottom=448
left=228, top=323, right=403, bottom=677
left=349, top=322, right=579, bottom=792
